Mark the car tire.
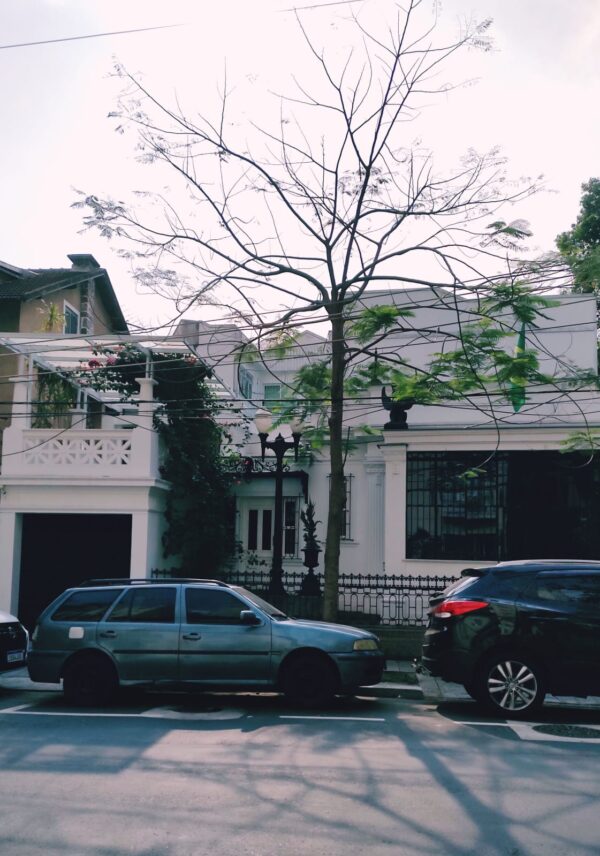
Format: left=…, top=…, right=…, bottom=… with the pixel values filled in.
left=63, top=656, right=118, bottom=707
left=475, top=653, right=545, bottom=718
left=281, top=654, right=338, bottom=708
left=463, top=681, right=484, bottom=703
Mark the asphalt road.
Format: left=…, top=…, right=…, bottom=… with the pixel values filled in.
left=2, top=687, right=600, bottom=856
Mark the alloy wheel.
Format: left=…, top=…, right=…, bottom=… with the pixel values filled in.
left=486, top=659, right=539, bottom=712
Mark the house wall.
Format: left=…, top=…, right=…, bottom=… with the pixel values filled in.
left=229, top=288, right=600, bottom=580
left=89, top=285, right=118, bottom=334
left=0, top=347, right=18, bottom=425
left=15, top=283, right=116, bottom=335
left=19, top=286, right=81, bottom=332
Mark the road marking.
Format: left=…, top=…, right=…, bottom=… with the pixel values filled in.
left=0, top=708, right=141, bottom=717
left=451, top=719, right=600, bottom=744
left=280, top=715, right=385, bottom=722
left=140, top=706, right=244, bottom=721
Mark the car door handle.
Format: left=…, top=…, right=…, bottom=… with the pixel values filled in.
left=182, top=633, right=202, bottom=641
left=99, top=630, right=117, bottom=638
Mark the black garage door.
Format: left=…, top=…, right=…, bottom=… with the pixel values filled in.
left=18, top=514, right=132, bottom=629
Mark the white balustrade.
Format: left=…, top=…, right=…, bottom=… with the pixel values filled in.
left=1, top=426, right=161, bottom=479
left=22, top=431, right=132, bottom=467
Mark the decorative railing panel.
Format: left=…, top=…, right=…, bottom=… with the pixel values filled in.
left=22, top=430, right=132, bottom=467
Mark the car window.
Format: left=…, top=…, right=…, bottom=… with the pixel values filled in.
left=535, top=574, right=600, bottom=608
left=185, top=589, right=245, bottom=624
left=107, top=587, right=176, bottom=623
left=51, top=589, right=123, bottom=622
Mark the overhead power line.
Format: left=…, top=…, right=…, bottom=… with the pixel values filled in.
left=0, top=23, right=183, bottom=52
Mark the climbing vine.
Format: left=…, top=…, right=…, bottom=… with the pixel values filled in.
left=76, top=345, right=234, bottom=573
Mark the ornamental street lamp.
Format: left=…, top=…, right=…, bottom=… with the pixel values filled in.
left=254, top=409, right=303, bottom=597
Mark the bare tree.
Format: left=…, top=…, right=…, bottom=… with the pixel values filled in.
left=76, top=0, right=573, bottom=619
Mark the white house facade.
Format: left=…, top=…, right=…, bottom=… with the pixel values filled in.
left=1, top=285, right=599, bottom=628
left=181, top=288, right=600, bottom=583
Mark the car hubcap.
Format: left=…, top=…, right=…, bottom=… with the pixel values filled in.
left=487, top=660, right=538, bottom=711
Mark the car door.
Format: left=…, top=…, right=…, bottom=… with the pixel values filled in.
left=521, top=572, right=600, bottom=694
left=178, top=586, right=272, bottom=685
left=97, top=586, right=180, bottom=683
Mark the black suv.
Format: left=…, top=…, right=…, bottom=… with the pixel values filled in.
left=421, top=560, right=600, bottom=716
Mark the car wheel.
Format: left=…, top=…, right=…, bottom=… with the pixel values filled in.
left=63, top=656, right=118, bottom=707
left=281, top=654, right=338, bottom=708
left=476, top=654, right=545, bottom=718
left=463, top=681, right=483, bottom=702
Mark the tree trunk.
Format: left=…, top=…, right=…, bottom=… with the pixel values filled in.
left=323, top=310, right=346, bottom=621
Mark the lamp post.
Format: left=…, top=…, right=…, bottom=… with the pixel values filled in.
left=254, top=409, right=302, bottom=597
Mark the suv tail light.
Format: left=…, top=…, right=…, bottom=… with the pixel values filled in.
left=430, top=599, right=488, bottom=619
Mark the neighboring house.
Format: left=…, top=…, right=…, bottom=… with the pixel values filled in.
left=0, top=254, right=176, bottom=627
left=0, top=254, right=128, bottom=434
left=178, top=289, right=600, bottom=580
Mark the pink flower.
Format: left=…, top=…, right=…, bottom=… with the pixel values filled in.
left=105, top=355, right=117, bottom=366
left=88, top=358, right=101, bottom=369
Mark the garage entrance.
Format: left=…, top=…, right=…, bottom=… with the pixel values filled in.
left=18, top=514, right=132, bottom=629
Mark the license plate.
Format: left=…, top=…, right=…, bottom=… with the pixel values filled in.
left=7, top=651, right=24, bottom=663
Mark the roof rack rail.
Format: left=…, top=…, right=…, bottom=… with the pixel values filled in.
left=79, top=578, right=228, bottom=587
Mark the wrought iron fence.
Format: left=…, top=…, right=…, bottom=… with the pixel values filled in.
left=206, top=569, right=453, bottom=626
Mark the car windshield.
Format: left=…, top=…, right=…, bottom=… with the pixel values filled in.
left=232, top=587, right=288, bottom=620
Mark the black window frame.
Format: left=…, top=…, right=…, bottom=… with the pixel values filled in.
left=51, top=588, right=123, bottom=623
left=184, top=587, right=245, bottom=625
left=106, top=586, right=177, bottom=624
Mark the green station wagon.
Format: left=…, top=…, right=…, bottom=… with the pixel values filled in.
left=28, top=579, right=385, bottom=706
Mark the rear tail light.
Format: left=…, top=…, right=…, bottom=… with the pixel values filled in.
left=430, top=599, right=488, bottom=618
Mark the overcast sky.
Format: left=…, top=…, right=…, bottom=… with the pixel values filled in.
left=1, top=0, right=599, bottom=331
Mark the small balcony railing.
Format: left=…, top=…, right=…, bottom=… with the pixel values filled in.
left=1, top=425, right=160, bottom=480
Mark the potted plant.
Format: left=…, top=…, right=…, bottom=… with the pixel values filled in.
left=300, top=500, right=321, bottom=596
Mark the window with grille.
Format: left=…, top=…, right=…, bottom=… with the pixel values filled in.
left=63, top=303, right=79, bottom=334
left=407, top=451, right=600, bottom=562
left=283, top=499, right=298, bottom=555
left=238, top=366, right=253, bottom=400
left=246, top=498, right=298, bottom=557
left=328, top=474, right=352, bottom=540
left=263, top=383, right=281, bottom=406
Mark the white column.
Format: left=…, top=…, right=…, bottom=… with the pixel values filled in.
left=0, top=510, right=22, bottom=615
left=10, top=355, right=32, bottom=427
left=130, top=510, right=167, bottom=578
left=364, top=461, right=385, bottom=573
left=130, top=512, right=154, bottom=578
left=135, top=377, right=158, bottom=429
left=381, top=441, right=408, bottom=574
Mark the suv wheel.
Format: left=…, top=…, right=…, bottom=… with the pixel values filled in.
left=63, top=656, right=118, bottom=707
left=476, top=654, right=545, bottom=717
left=281, top=654, right=338, bottom=708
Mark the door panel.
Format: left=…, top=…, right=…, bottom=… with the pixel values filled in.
left=178, top=587, right=272, bottom=684
left=97, top=587, right=179, bottom=682
left=521, top=573, right=600, bottom=694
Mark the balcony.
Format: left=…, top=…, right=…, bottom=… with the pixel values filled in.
left=1, top=422, right=161, bottom=481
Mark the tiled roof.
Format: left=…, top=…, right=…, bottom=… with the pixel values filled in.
left=0, top=258, right=129, bottom=333
left=0, top=268, right=93, bottom=298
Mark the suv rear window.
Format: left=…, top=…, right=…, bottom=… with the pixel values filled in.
left=535, top=573, right=600, bottom=607
left=51, top=589, right=122, bottom=622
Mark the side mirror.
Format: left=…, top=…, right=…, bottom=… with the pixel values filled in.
left=240, top=610, right=261, bottom=626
